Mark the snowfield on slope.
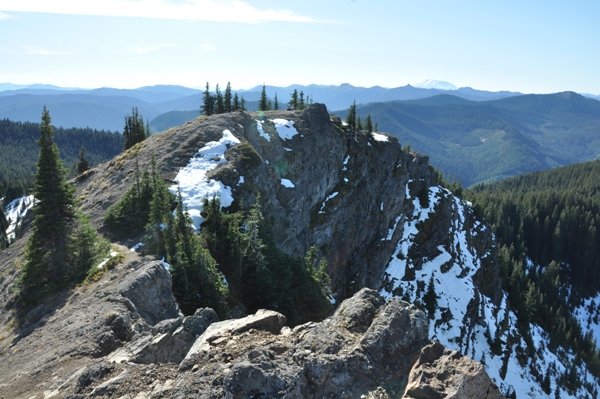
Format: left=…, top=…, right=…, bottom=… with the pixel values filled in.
left=381, top=185, right=596, bottom=399
left=171, top=129, right=240, bottom=230
left=4, top=195, right=35, bottom=240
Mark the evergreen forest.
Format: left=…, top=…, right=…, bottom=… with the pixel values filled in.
left=465, top=160, right=600, bottom=388
left=0, top=118, right=124, bottom=203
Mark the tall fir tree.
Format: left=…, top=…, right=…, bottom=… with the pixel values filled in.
left=201, top=82, right=214, bottom=116
left=299, top=91, right=305, bottom=109
left=76, top=147, right=89, bottom=175
left=21, top=107, right=76, bottom=301
left=233, top=93, right=240, bottom=111
left=345, top=101, right=357, bottom=135
left=259, top=84, right=269, bottom=111
left=240, top=96, right=246, bottom=111
left=123, top=107, right=146, bottom=150
left=365, top=114, right=373, bottom=133
left=274, top=93, right=279, bottom=110
left=224, top=82, right=232, bottom=112
left=215, top=84, right=225, bottom=114
left=289, top=89, right=298, bottom=109
left=356, top=115, right=363, bottom=131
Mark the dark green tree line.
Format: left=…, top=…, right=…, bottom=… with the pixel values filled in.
left=123, top=107, right=150, bottom=150
left=201, top=82, right=246, bottom=116
left=465, top=160, right=600, bottom=381
left=0, top=118, right=123, bottom=203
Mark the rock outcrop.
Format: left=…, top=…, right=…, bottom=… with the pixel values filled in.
left=404, top=342, right=504, bottom=399
left=58, top=284, right=502, bottom=399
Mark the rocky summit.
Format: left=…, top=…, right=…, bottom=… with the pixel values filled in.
left=0, top=258, right=502, bottom=398
left=3, top=103, right=573, bottom=398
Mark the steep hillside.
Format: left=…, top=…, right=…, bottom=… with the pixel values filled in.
left=335, top=92, right=600, bottom=187
left=1, top=105, right=599, bottom=398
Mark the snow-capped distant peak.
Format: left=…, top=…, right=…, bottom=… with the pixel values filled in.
left=414, top=79, right=457, bottom=90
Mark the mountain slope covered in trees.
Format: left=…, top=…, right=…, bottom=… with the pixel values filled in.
left=465, top=160, right=600, bottom=388
left=0, top=118, right=123, bottom=203
left=336, top=92, right=600, bottom=187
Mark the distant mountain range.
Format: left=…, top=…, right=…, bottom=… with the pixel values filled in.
left=0, top=82, right=533, bottom=132
left=335, top=91, right=600, bottom=187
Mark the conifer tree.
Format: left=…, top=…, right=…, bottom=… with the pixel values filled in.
left=224, top=82, right=232, bottom=112
left=259, top=84, right=269, bottom=111
left=215, top=84, right=224, bottom=114
left=241, top=96, right=246, bottom=111
left=233, top=93, right=240, bottom=111
left=356, top=116, right=363, bottom=131
left=423, top=274, right=439, bottom=319
left=289, top=89, right=298, bottom=109
left=123, top=107, right=146, bottom=150
left=21, top=107, right=76, bottom=300
left=145, top=118, right=152, bottom=138
left=274, top=93, right=279, bottom=110
left=76, top=147, right=89, bottom=175
left=201, top=82, right=214, bottom=116
left=299, top=91, right=305, bottom=109
left=144, top=156, right=174, bottom=257
left=345, top=101, right=357, bottom=135
left=365, top=114, right=373, bottom=133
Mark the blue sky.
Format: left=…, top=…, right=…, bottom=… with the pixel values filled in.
left=0, top=0, right=598, bottom=94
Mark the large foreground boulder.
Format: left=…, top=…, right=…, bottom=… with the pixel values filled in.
left=404, top=342, right=505, bottom=399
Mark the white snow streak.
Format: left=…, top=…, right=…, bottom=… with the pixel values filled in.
left=171, top=129, right=241, bottom=230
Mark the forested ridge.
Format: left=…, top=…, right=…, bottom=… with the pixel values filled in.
left=0, top=118, right=124, bottom=203
left=335, top=92, right=600, bottom=187
left=465, top=160, right=600, bottom=387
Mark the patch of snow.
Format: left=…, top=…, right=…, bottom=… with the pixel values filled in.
left=170, top=129, right=241, bottom=230
left=4, top=195, right=35, bottom=240
left=575, top=293, right=600, bottom=344
left=414, top=79, right=457, bottom=90
left=96, top=250, right=119, bottom=269
left=271, top=119, right=298, bottom=140
left=255, top=120, right=270, bottom=141
left=380, top=202, right=384, bottom=211
left=329, top=294, right=336, bottom=304
left=372, top=132, right=389, bottom=142
left=283, top=147, right=292, bottom=152
left=344, top=178, right=349, bottom=183
left=237, top=176, right=245, bottom=186
left=318, top=192, right=338, bottom=214
left=281, top=179, right=295, bottom=188
left=381, top=215, right=401, bottom=241
left=130, top=242, right=144, bottom=252
left=160, top=257, right=170, bottom=271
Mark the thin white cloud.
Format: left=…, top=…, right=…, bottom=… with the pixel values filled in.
left=0, top=0, right=317, bottom=23
left=0, top=11, right=16, bottom=19
left=23, top=45, right=70, bottom=55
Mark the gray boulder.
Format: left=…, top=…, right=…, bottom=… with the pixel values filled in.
left=117, top=260, right=182, bottom=326
left=404, top=342, right=505, bottom=399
